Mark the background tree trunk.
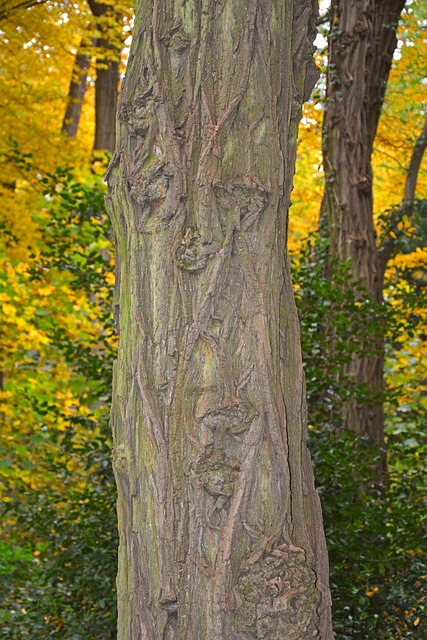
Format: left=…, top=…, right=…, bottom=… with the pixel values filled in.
left=88, top=0, right=121, bottom=152
left=106, top=1, right=333, bottom=638
left=62, top=39, right=90, bottom=138
left=320, top=0, right=405, bottom=448
left=93, top=54, right=119, bottom=152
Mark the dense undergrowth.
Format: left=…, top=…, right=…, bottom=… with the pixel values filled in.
left=0, top=174, right=426, bottom=638
left=294, top=236, right=427, bottom=639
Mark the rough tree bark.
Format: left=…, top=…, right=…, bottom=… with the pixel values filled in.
left=88, top=0, right=121, bottom=152
left=62, top=38, right=91, bottom=138
left=320, top=0, right=405, bottom=448
left=106, top=1, right=333, bottom=638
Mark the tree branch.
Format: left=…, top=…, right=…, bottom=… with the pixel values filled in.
left=0, top=0, right=47, bottom=21
left=378, top=116, right=427, bottom=278
left=402, top=117, right=427, bottom=215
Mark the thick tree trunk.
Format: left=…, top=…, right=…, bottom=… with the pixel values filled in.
left=62, top=39, right=90, bottom=138
left=106, top=1, right=333, bottom=638
left=320, top=0, right=405, bottom=447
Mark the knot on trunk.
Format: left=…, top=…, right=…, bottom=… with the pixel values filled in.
left=163, top=29, right=191, bottom=54
left=200, top=405, right=252, bottom=436
left=128, top=163, right=172, bottom=223
left=214, top=182, right=268, bottom=231
left=357, top=174, right=372, bottom=192
left=118, top=92, right=153, bottom=136
left=192, top=449, right=240, bottom=498
left=233, top=542, right=320, bottom=638
left=175, top=227, right=213, bottom=271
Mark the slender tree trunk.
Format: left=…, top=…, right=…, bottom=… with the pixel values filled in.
left=62, top=39, right=90, bottom=138
left=106, top=1, right=333, bottom=638
left=320, top=0, right=405, bottom=448
left=88, top=0, right=121, bottom=153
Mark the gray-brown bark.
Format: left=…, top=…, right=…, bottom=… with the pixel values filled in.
left=106, top=1, right=333, bottom=638
left=93, top=56, right=119, bottom=152
left=62, top=39, right=91, bottom=138
left=320, top=0, right=405, bottom=448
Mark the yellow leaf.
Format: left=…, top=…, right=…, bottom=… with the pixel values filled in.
left=2, top=303, right=17, bottom=317
left=38, top=285, right=55, bottom=296
left=105, top=271, right=115, bottom=285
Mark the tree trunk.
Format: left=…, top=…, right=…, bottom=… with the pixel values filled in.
left=62, top=39, right=90, bottom=138
left=93, top=53, right=119, bottom=152
left=106, top=1, right=333, bottom=638
left=320, top=0, right=405, bottom=447
left=88, top=0, right=121, bottom=152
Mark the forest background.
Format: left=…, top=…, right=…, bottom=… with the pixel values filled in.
left=0, top=0, right=426, bottom=638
